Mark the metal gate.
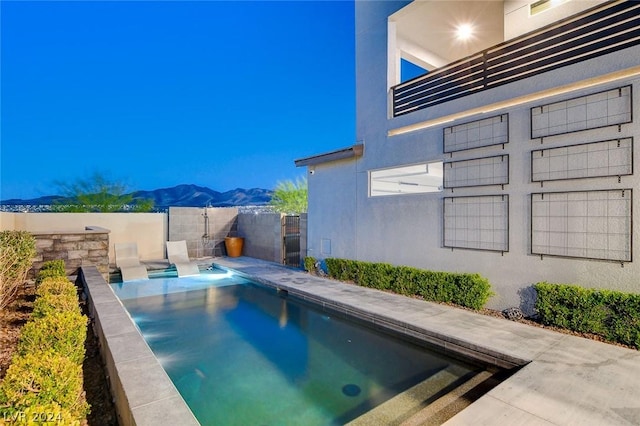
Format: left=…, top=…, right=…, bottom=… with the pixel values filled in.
left=282, top=215, right=301, bottom=267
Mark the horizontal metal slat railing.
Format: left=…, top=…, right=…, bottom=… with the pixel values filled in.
left=392, top=0, right=640, bottom=117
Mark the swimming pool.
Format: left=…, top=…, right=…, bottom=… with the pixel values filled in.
left=110, top=269, right=482, bottom=425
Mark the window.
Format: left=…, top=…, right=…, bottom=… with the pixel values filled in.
left=370, top=162, right=443, bottom=196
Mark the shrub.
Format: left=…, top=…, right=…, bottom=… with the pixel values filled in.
left=33, top=277, right=79, bottom=318
left=32, top=293, right=81, bottom=319
left=35, top=260, right=67, bottom=285
left=0, top=350, right=89, bottom=422
left=0, top=230, right=36, bottom=309
left=303, top=256, right=317, bottom=273
left=17, top=311, right=87, bottom=365
left=0, top=402, right=78, bottom=426
left=0, top=263, right=89, bottom=425
left=324, top=258, right=493, bottom=310
left=36, top=276, right=77, bottom=299
left=535, top=282, right=640, bottom=349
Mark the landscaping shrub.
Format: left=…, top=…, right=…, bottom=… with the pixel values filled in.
left=535, top=282, right=640, bottom=349
left=324, top=258, right=493, bottom=310
left=303, top=256, right=317, bottom=273
left=33, top=275, right=80, bottom=318
left=0, top=258, right=89, bottom=424
left=35, top=259, right=67, bottom=285
left=36, top=276, right=77, bottom=299
left=32, top=292, right=81, bottom=319
left=0, top=230, right=36, bottom=309
left=0, top=350, right=88, bottom=423
left=17, top=311, right=87, bottom=365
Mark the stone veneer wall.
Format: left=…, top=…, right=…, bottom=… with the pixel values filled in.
left=31, top=226, right=110, bottom=279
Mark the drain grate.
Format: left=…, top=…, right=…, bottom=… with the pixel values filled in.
left=342, top=384, right=362, bottom=397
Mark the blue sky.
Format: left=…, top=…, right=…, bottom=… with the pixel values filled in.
left=0, top=0, right=355, bottom=200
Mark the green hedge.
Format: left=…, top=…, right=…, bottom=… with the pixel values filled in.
left=535, top=282, right=640, bottom=349
left=323, top=258, right=493, bottom=310
left=36, top=277, right=78, bottom=299
left=0, top=263, right=89, bottom=424
left=0, top=351, right=88, bottom=423
left=35, top=260, right=67, bottom=285
left=32, top=293, right=82, bottom=319
left=303, top=256, right=317, bottom=273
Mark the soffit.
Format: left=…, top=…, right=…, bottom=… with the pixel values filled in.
left=393, top=0, right=505, bottom=66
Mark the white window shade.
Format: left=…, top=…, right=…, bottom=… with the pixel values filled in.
left=370, top=162, right=443, bottom=196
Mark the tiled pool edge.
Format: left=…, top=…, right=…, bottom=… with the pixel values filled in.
left=78, top=266, right=199, bottom=426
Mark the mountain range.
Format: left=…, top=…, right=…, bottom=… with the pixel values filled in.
left=1, top=184, right=273, bottom=208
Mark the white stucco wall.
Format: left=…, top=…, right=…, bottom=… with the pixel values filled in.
left=306, top=159, right=359, bottom=261
left=305, top=0, right=640, bottom=313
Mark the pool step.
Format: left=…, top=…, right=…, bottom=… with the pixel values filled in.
left=347, top=364, right=482, bottom=426
left=400, top=369, right=495, bottom=426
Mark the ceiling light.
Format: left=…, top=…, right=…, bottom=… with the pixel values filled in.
left=456, top=23, right=473, bottom=41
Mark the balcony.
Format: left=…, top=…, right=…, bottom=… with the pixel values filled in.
left=392, top=0, right=640, bottom=117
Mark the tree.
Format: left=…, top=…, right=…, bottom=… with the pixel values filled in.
left=53, top=172, right=154, bottom=212
left=269, top=177, right=308, bottom=214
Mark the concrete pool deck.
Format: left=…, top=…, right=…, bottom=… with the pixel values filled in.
left=82, top=257, right=640, bottom=425
left=213, top=257, right=640, bottom=426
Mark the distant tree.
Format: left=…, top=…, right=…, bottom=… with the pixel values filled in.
left=269, top=177, right=307, bottom=214
left=53, top=172, right=154, bottom=212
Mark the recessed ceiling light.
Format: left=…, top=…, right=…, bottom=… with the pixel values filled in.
left=456, top=23, right=473, bottom=41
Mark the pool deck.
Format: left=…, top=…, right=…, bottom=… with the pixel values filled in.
left=214, top=257, right=640, bottom=426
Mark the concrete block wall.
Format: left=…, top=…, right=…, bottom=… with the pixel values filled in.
left=168, top=208, right=308, bottom=265
left=168, top=207, right=239, bottom=258
left=31, top=226, right=109, bottom=279
left=238, top=213, right=282, bottom=263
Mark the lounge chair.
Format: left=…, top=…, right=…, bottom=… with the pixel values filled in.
left=114, top=242, right=149, bottom=282
left=166, top=240, right=200, bottom=277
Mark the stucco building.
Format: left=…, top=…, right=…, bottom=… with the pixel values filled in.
left=296, top=0, right=640, bottom=313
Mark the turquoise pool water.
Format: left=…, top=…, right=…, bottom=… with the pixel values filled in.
left=110, top=270, right=477, bottom=425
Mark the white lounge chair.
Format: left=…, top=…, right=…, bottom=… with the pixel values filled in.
left=166, top=240, right=200, bottom=277
left=114, top=242, right=149, bottom=282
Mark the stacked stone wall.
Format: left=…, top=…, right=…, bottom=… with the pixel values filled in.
left=30, top=227, right=109, bottom=279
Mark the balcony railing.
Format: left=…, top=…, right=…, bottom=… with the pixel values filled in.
left=392, top=0, right=640, bottom=117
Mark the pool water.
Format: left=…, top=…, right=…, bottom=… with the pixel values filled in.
left=111, top=271, right=478, bottom=425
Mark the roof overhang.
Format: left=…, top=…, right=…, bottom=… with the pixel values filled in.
left=294, top=144, right=364, bottom=167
